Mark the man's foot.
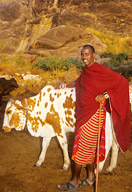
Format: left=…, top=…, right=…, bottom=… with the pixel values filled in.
left=57, top=181, right=82, bottom=191
left=82, top=178, right=95, bottom=186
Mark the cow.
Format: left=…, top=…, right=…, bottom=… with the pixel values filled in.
left=2, top=85, right=119, bottom=172
left=0, top=77, right=18, bottom=103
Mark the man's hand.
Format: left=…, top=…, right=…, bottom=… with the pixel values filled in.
left=95, top=94, right=106, bottom=103
left=54, top=84, right=60, bottom=89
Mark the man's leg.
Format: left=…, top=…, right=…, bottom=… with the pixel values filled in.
left=83, top=162, right=95, bottom=185
left=71, top=162, right=82, bottom=184
left=57, top=162, right=82, bottom=190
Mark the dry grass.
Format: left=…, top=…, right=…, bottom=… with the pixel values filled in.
left=87, top=27, right=132, bottom=54
left=0, top=54, right=81, bottom=98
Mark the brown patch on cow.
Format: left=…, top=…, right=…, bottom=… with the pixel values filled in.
left=37, top=102, right=39, bottom=107
left=7, top=101, right=26, bottom=130
left=61, top=118, right=64, bottom=124
left=47, top=88, right=51, bottom=92
left=45, top=102, right=48, bottom=108
left=37, top=92, right=42, bottom=106
left=10, top=100, right=26, bottom=111
left=43, top=92, right=45, bottom=96
left=63, top=94, right=75, bottom=128
left=20, top=99, right=26, bottom=108
left=27, top=98, right=36, bottom=111
left=28, top=113, right=45, bottom=132
left=9, top=112, right=22, bottom=129
left=28, top=114, right=39, bottom=132
left=39, top=111, right=41, bottom=115
left=65, top=122, right=69, bottom=127
left=54, top=93, right=57, bottom=96
left=64, top=92, right=66, bottom=94
left=67, top=109, right=72, bottom=115
left=45, top=104, right=62, bottom=137
left=63, top=94, right=75, bottom=109
left=71, top=89, right=73, bottom=92
left=49, top=94, right=54, bottom=102
left=39, top=92, right=42, bottom=102
left=66, top=116, right=74, bottom=128
left=65, top=109, right=73, bottom=116
left=57, top=93, right=60, bottom=98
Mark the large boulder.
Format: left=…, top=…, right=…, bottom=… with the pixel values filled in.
left=28, top=25, right=107, bottom=58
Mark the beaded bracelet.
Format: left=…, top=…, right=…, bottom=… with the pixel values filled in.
left=104, top=92, right=109, bottom=99
left=60, top=83, right=67, bottom=89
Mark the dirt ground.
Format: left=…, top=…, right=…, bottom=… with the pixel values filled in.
left=0, top=97, right=132, bottom=192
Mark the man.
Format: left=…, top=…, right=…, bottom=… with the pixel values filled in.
left=58, top=45, right=131, bottom=191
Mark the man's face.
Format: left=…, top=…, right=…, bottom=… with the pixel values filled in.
left=81, top=47, right=95, bottom=67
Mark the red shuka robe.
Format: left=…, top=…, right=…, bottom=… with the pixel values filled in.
left=76, top=62, right=131, bottom=152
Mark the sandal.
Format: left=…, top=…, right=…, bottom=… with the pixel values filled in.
left=57, top=181, right=82, bottom=191
left=82, top=179, right=95, bottom=186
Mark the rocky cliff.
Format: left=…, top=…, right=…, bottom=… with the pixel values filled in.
left=0, top=0, right=132, bottom=58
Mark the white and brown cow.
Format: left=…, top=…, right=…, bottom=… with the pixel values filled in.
left=2, top=85, right=119, bottom=172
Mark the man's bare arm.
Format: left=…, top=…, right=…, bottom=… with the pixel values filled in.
left=66, top=81, right=76, bottom=88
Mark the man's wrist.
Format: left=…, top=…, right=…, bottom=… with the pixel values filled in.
left=60, top=83, right=67, bottom=89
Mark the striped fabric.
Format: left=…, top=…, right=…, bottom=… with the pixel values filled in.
left=72, top=102, right=106, bottom=167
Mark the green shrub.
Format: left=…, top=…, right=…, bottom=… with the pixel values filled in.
left=109, top=52, right=129, bottom=67
left=101, top=52, right=113, bottom=58
left=113, top=65, right=132, bottom=81
left=115, top=52, right=129, bottom=62
left=34, top=55, right=83, bottom=71
left=68, top=58, right=84, bottom=70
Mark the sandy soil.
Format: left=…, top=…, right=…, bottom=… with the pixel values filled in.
left=0, top=97, right=132, bottom=192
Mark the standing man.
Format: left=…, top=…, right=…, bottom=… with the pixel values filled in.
left=58, top=44, right=131, bottom=191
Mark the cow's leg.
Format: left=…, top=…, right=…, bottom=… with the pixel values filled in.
left=56, top=134, right=70, bottom=171
left=106, top=139, right=119, bottom=172
left=34, top=136, right=51, bottom=167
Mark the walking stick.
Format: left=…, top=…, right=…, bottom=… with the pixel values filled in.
left=95, top=102, right=102, bottom=192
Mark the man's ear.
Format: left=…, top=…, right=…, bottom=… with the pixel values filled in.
left=93, top=53, right=96, bottom=59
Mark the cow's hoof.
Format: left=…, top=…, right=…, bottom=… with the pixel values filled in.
left=106, top=166, right=113, bottom=172
left=34, top=163, right=40, bottom=167
left=63, top=164, right=69, bottom=171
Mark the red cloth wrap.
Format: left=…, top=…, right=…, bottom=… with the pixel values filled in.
left=76, top=62, right=131, bottom=152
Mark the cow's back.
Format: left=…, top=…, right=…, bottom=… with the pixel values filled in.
left=27, top=86, right=76, bottom=137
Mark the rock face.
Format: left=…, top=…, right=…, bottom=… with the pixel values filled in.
left=28, top=25, right=107, bottom=58
left=0, top=0, right=132, bottom=57
left=0, top=0, right=30, bottom=53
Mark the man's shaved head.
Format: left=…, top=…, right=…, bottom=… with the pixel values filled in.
left=81, top=45, right=95, bottom=53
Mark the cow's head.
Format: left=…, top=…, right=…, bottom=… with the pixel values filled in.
left=2, top=98, right=27, bottom=132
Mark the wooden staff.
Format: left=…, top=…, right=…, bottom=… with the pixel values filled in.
left=95, top=102, right=102, bottom=192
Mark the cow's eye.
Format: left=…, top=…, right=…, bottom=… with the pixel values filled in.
left=6, top=110, right=11, bottom=114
